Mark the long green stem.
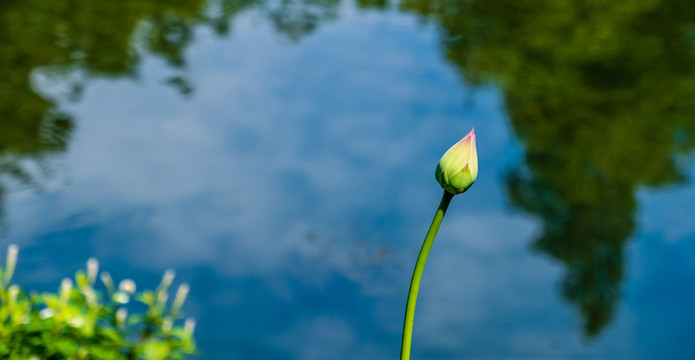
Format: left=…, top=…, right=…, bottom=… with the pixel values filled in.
left=400, top=190, right=454, bottom=360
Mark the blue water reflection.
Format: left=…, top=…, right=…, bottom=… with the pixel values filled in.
left=3, top=2, right=695, bottom=360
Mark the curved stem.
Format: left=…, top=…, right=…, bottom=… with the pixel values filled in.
left=400, top=190, right=454, bottom=360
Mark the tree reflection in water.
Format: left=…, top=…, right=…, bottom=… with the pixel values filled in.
left=3, top=0, right=695, bottom=339
left=401, top=0, right=695, bottom=335
left=0, top=0, right=339, bottom=225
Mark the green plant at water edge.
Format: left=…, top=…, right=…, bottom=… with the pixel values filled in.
left=400, top=128, right=478, bottom=360
left=0, top=245, right=196, bottom=359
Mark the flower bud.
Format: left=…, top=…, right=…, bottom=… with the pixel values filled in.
left=170, top=283, right=190, bottom=317
left=115, top=308, right=128, bottom=326
left=40, top=308, right=55, bottom=319
left=60, top=278, right=73, bottom=305
left=435, top=128, right=478, bottom=194
left=118, top=279, right=136, bottom=294
left=3, top=244, right=19, bottom=286
left=184, top=318, right=196, bottom=336
left=86, top=258, right=99, bottom=285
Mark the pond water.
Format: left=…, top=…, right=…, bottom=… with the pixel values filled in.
left=3, top=0, right=695, bottom=359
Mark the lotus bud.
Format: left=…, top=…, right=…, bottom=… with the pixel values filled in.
left=435, top=128, right=478, bottom=194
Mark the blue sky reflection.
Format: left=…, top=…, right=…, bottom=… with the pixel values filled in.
left=3, top=4, right=695, bottom=360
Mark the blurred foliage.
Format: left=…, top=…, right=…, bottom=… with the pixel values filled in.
left=259, top=0, right=341, bottom=40
left=401, top=0, right=695, bottom=335
left=0, top=245, right=195, bottom=359
left=0, top=0, right=206, bottom=229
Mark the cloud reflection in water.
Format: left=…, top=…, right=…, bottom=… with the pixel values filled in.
left=2, top=3, right=695, bottom=360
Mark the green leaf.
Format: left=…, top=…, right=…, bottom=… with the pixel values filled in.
left=141, top=339, right=170, bottom=360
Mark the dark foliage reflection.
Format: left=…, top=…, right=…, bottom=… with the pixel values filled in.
left=401, top=0, right=695, bottom=335
left=0, top=0, right=339, bottom=224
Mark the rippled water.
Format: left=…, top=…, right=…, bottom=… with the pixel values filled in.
left=3, top=1, right=695, bottom=359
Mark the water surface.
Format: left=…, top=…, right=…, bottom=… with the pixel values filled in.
left=2, top=0, right=695, bottom=359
